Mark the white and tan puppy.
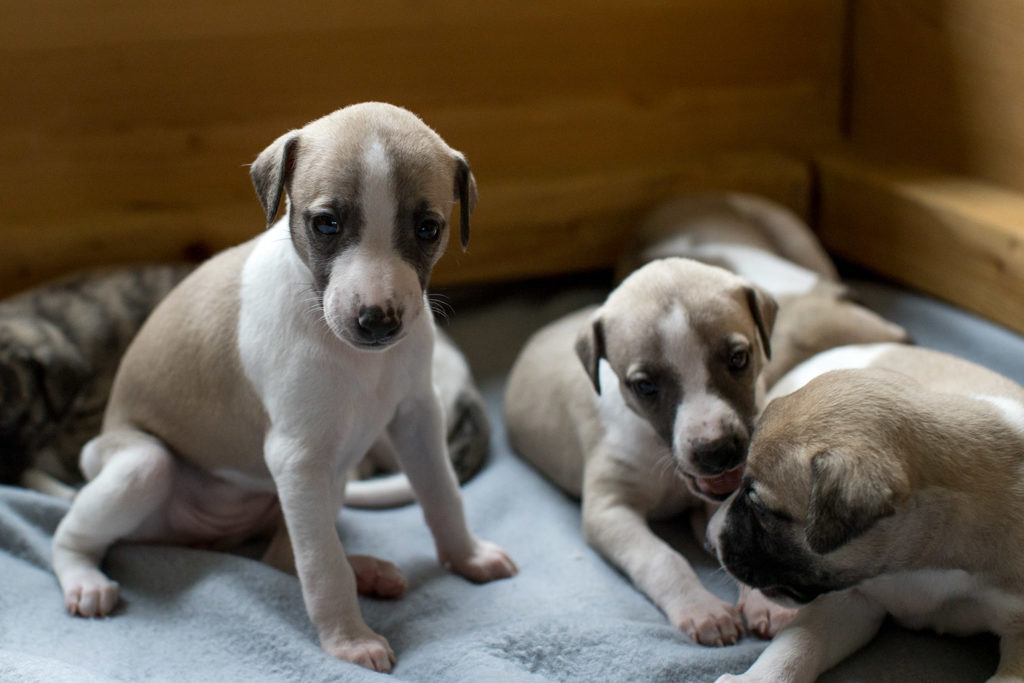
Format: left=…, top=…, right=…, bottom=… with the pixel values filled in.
left=50, top=103, right=516, bottom=673
left=618, top=193, right=908, bottom=387
left=708, top=343, right=1024, bottom=682
left=505, top=257, right=777, bottom=646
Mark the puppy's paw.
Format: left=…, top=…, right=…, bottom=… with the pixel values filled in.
left=443, top=538, right=518, bottom=584
left=322, top=630, right=395, bottom=673
left=347, top=554, right=407, bottom=599
left=738, top=586, right=798, bottom=639
left=62, top=569, right=120, bottom=618
left=670, top=594, right=743, bottom=647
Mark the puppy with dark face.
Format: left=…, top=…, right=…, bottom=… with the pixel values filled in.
left=708, top=343, right=1024, bottom=682
left=50, top=103, right=516, bottom=674
left=505, top=257, right=781, bottom=645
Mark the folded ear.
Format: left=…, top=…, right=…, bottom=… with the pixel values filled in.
left=454, top=153, right=478, bottom=250
left=805, top=449, right=902, bottom=554
left=744, top=283, right=778, bottom=361
left=250, top=130, right=300, bottom=228
left=574, top=314, right=606, bottom=395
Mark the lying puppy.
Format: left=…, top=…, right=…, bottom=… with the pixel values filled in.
left=708, top=342, right=1024, bottom=682
left=505, top=257, right=776, bottom=645
left=618, top=193, right=908, bottom=387
left=51, top=103, right=516, bottom=673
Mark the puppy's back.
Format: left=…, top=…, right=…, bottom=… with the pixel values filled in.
left=104, top=239, right=270, bottom=475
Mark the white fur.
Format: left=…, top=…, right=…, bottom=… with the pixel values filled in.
left=972, top=394, right=1024, bottom=437
left=767, top=342, right=897, bottom=401
left=689, top=243, right=820, bottom=298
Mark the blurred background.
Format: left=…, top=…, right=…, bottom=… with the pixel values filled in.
left=2, top=0, right=1022, bottom=333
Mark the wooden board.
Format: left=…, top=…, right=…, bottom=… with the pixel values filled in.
left=0, top=0, right=843, bottom=296
left=817, top=154, right=1024, bottom=335
left=846, top=0, right=1024, bottom=191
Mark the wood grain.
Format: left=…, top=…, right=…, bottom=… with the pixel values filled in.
left=0, top=0, right=843, bottom=296
left=817, top=154, right=1024, bottom=335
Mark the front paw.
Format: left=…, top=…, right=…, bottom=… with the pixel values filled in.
left=442, top=538, right=518, bottom=583
left=669, top=594, right=743, bottom=647
left=322, top=629, right=396, bottom=673
left=739, top=587, right=798, bottom=639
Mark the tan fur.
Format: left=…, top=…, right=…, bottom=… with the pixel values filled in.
left=506, top=257, right=785, bottom=646
left=617, top=193, right=838, bottom=282
left=104, top=241, right=271, bottom=483
left=615, top=193, right=908, bottom=388
left=710, top=344, right=1024, bottom=682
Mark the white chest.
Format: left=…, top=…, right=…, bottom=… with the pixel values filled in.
left=863, top=569, right=1024, bottom=637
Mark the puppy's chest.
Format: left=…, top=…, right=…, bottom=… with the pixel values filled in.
left=864, top=569, right=1024, bottom=636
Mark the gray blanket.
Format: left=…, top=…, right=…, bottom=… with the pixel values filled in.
left=1, top=278, right=1017, bottom=682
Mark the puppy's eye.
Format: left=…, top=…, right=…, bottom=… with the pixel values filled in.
left=415, top=218, right=442, bottom=241
left=312, top=214, right=340, bottom=235
left=729, top=347, right=750, bottom=372
left=629, top=376, right=658, bottom=398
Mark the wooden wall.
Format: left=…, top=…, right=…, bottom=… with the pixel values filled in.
left=0, top=1, right=842, bottom=294
left=3, top=1, right=1022, bottom=334
left=817, top=0, right=1024, bottom=334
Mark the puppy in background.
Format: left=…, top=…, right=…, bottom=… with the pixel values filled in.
left=618, top=193, right=908, bottom=386
left=50, top=103, right=516, bottom=673
left=708, top=342, right=1024, bottom=682
left=506, top=257, right=780, bottom=646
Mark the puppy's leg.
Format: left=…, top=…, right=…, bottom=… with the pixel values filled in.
left=991, top=631, right=1024, bottom=682
left=737, top=584, right=798, bottom=639
left=582, top=457, right=742, bottom=647
left=52, top=430, right=176, bottom=617
left=261, top=519, right=406, bottom=598
left=388, top=392, right=517, bottom=583
left=716, top=590, right=885, bottom=683
left=265, top=431, right=394, bottom=673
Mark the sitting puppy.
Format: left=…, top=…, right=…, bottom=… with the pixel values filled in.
left=51, top=103, right=516, bottom=673
left=505, top=257, right=777, bottom=646
left=708, top=342, right=1024, bottom=682
left=618, top=193, right=908, bottom=387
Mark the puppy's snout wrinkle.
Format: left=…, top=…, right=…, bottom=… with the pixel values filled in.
left=356, top=305, right=402, bottom=342
left=691, top=434, right=746, bottom=474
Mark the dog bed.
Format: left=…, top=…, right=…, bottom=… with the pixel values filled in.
left=1, top=274, right=1017, bottom=682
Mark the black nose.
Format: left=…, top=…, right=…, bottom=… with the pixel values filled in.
left=691, top=434, right=747, bottom=475
left=356, top=306, right=402, bottom=342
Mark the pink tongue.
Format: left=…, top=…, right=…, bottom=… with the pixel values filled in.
left=696, top=465, right=745, bottom=497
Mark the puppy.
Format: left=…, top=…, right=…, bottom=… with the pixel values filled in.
left=505, top=257, right=776, bottom=645
left=618, top=193, right=908, bottom=387
left=51, top=103, right=516, bottom=673
left=708, top=343, right=1024, bottom=682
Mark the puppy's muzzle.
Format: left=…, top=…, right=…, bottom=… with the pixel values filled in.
left=356, top=305, right=403, bottom=345
left=691, top=434, right=747, bottom=475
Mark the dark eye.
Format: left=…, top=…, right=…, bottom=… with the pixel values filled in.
left=312, top=213, right=340, bottom=235
left=415, top=217, right=442, bottom=241
left=629, top=376, right=658, bottom=398
left=746, top=488, right=770, bottom=523
left=729, top=347, right=750, bottom=371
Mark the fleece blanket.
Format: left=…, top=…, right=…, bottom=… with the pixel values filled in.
left=1, top=276, right=1018, bottom=682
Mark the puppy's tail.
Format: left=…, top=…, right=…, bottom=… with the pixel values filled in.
left=19, top=468, right=77, bottom=500
left=344, top=388, right=491, bottom=509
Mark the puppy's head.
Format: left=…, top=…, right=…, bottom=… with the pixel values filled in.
left=250, top=102, right=477, bottom=351
left=575, top=257, right=777, bottom=501
left=707, top=369, right=913, bottom=606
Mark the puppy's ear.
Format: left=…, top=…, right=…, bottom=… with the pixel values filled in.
left=454, top=153, right=477, bottom=251
left=805, top=449, right=901, bottom=554
left=574, top=315, right=606, bottom=395
left=744, top=284, right=777, bottom=361
left=250, top=130, right=300, bottom=228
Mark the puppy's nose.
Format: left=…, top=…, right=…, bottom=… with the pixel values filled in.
left=691, top=434, right=747, bottom=475
left=357, top=306, right=402, bottom=342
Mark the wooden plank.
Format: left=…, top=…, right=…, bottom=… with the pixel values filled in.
left=0, top=0, right=843, bottom=295
left=847, top=0, right=1024, bottom=191
left=0, top=151, right=811, bottom=296
left=817, top=154, right=1024, bottom=335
